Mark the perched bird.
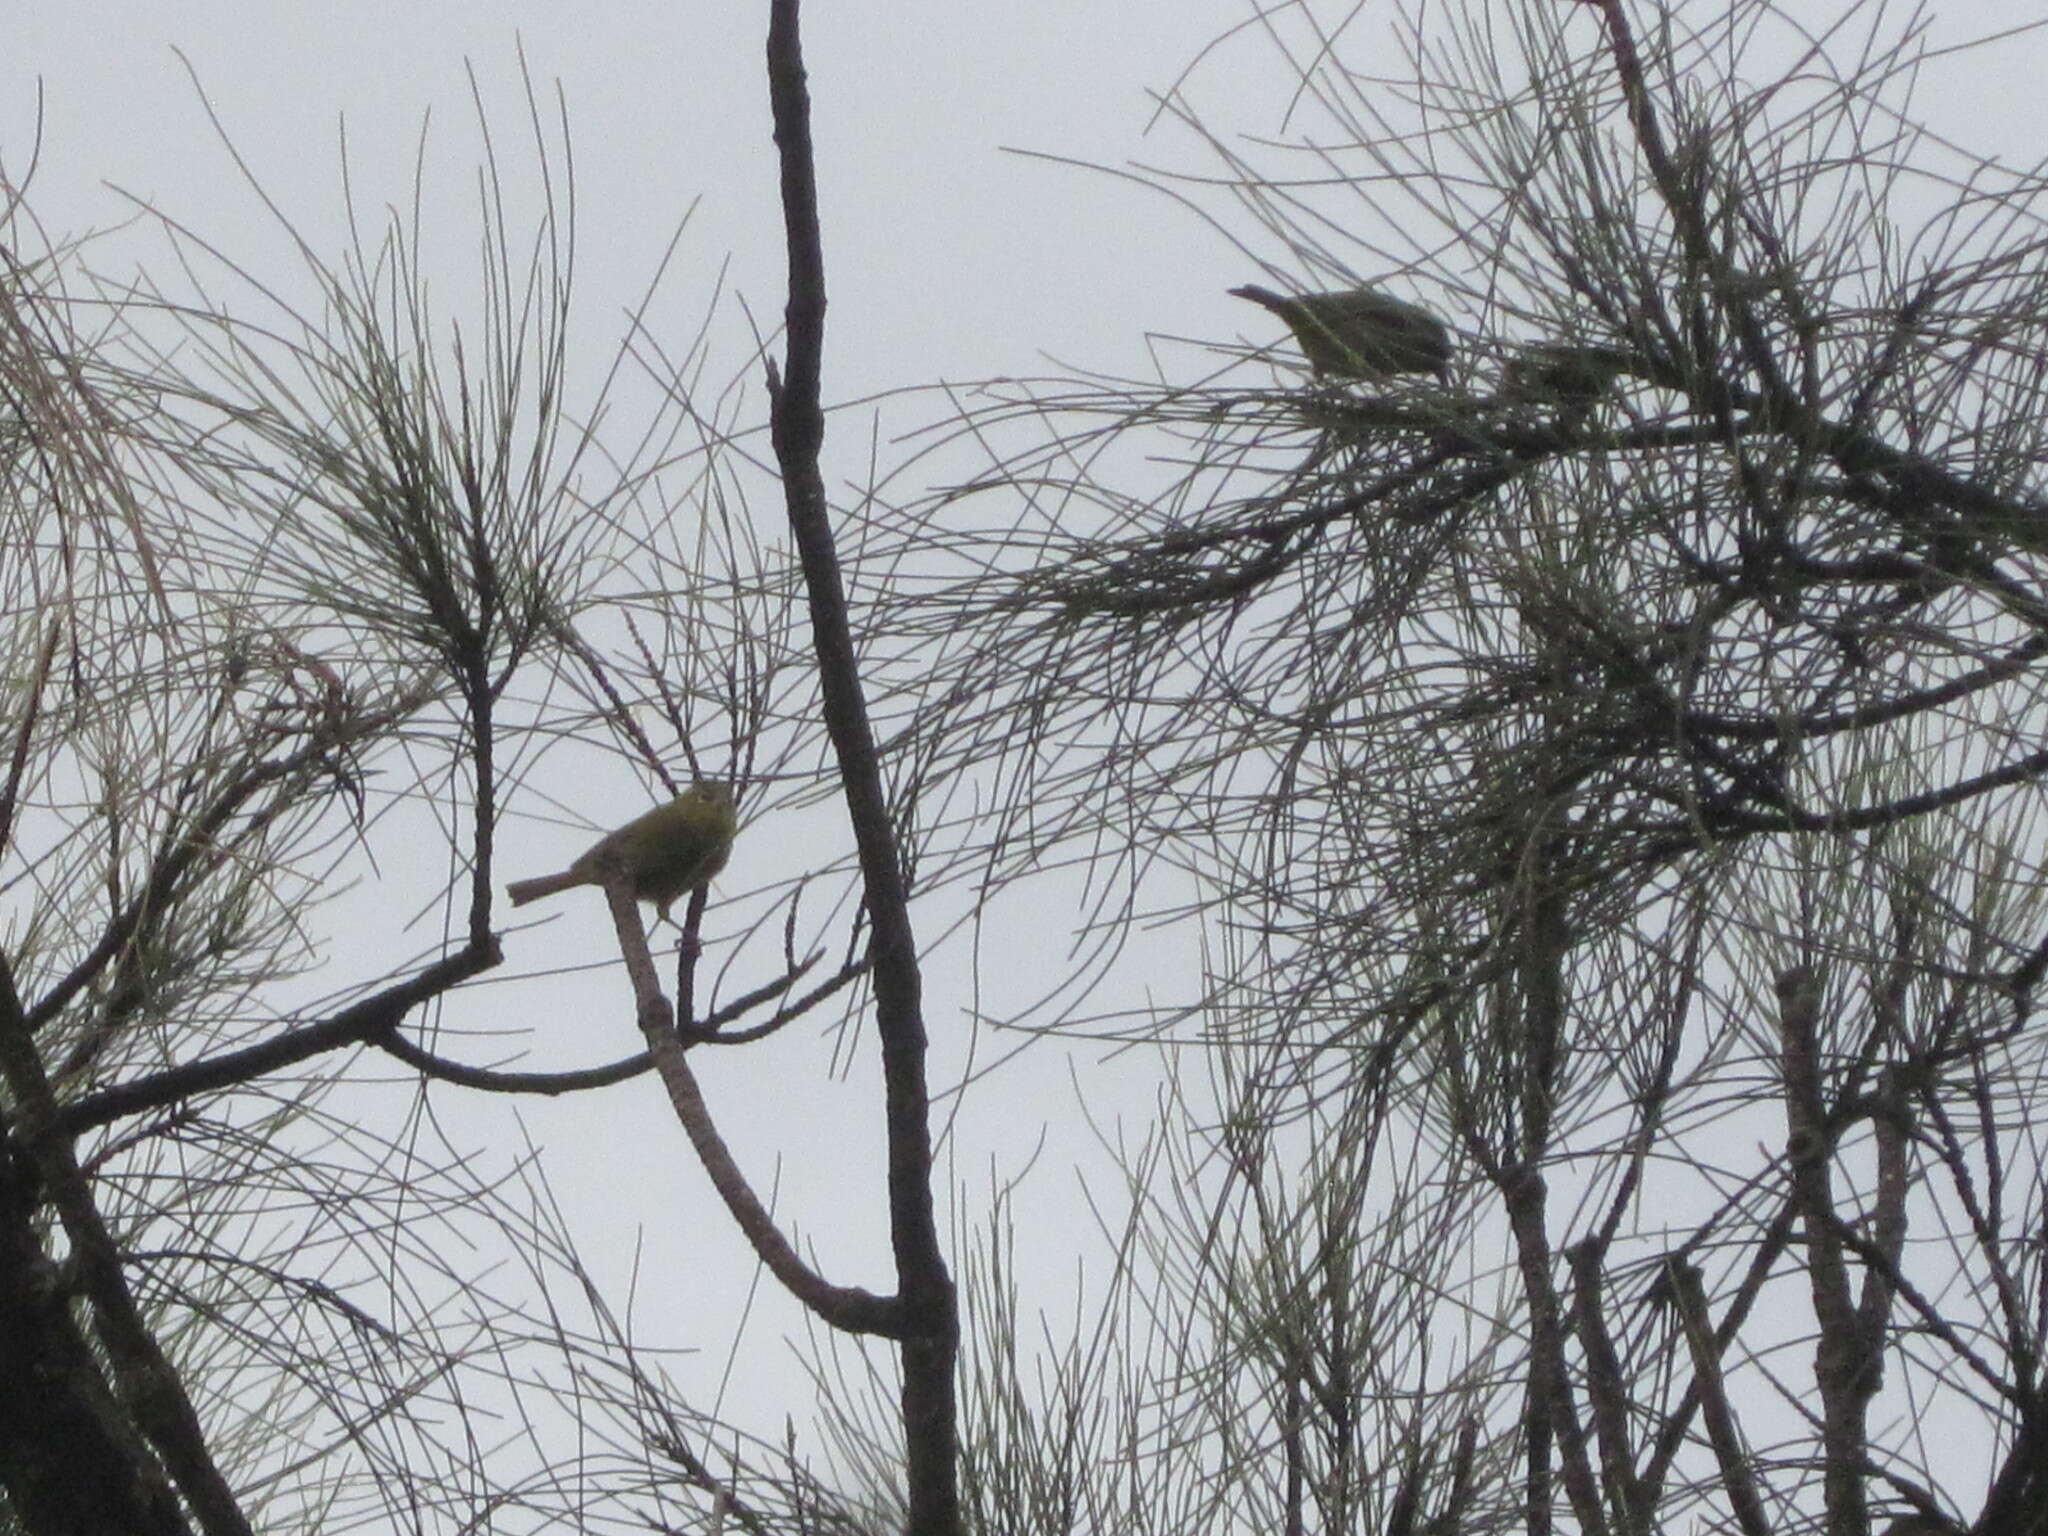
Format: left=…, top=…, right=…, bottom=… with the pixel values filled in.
left=507, top=781, right=738, bottom=925
left=1230, top=282, right=1452, bottom=380
left=1501, top=341, right=1643, bottom=405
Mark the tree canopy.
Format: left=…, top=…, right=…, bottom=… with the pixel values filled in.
left=2, top=2, right=2046, bottom=1534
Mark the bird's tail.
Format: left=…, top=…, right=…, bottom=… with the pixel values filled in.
left=506, top=870, right=587, bottom=907
left=1229, top=283, right=1288, bottom=313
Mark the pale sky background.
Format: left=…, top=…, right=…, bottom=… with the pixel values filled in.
left=10, top=0, right=2047, bottom=1497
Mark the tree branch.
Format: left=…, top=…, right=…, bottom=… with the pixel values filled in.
left=762, top=0, right=959, bottom=1528
left=604, top=876, right=898, bottom=1336
left=47, top=942, right=499, bottom=1138
left=0, top=951, right=254, bottom=1536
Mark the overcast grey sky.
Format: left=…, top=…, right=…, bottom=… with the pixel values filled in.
left=11, top=3, right=1278, bottom=394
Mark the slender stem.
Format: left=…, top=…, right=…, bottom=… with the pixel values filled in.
left=762, top=1, right=960, bottom=1527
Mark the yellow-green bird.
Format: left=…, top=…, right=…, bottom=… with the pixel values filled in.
left=1501, top=341, right=1642, bottom=405
left=507, top=781, right=738, bottom=924
left=1231, top=282, right=1452, bottom=380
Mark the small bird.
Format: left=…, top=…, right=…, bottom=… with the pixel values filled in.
left=1231, top=282, right=1452, bottom=380
left=1500, top=341, right=1643, bottom=405
left=507, top=781, right=738, bottom=925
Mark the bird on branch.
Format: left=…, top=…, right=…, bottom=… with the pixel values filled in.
left=1231, top=283, right=1453, bottom=381
left=507, top=780, right=738, bottom=926
left=1501, top=341, right=1645, bottom=405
